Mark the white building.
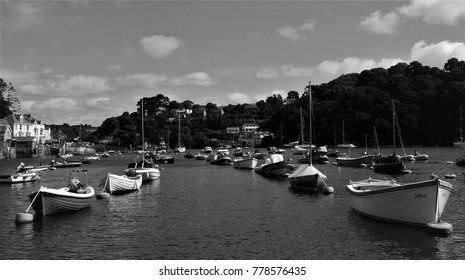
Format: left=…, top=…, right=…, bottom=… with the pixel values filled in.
left=5, top=113, right=51, bottom=144
left=242, top=123, right=259, bottom=134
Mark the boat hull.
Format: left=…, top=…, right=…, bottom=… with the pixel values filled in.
left=336, top=154, right=374, bottom=167
left=346, top=178, right=452, bottom=226
left=29, top=186, right=95, bottom=216
left=210, top=157, right=233, bottom=165
left=288, top=164, right=327, bottom=191
left=103, top=173, right=142, bottom=194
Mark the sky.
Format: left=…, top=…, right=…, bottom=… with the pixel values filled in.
left=1, top=0, right=465, bottom=127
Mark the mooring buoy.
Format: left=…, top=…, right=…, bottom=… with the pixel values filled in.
left=15, top=212, right=34, bottom=224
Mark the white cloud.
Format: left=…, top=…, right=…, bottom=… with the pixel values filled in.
left=85, top=97, right=111, bottom=107
left=411, top=40, right=465, bottom=67
left=359, top=10, right=400, bottom=35
left=227, top=92, right=253, bottom=104
left=277, top=19, right=315, bottom=40
left=360, top=0, right=465, bottom=35
left=2, top=1, right=44, bottom=30
left=36, top=98, right=78, bottom=111
left=58, top=75, right=112, bottom=94
left=140, top=34, right=183, bottom=59
left=256, top=67, right=281, bottom=79
left=168, top=72, right=216, bottom=87
left=116, top=73, right=167, bottom=88
left=106, top=64, right=121, bottom=72
left=398, top=0, right=465, bottom=25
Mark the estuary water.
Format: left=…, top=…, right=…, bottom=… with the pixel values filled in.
left=1, top=146, right=465, bottom=260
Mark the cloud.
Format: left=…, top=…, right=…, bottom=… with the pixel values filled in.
left=58, top=75, right=112, bottom=94
left=2, top=1, right=44, bottom=31
left=398, top=0, right=465, bottom=25
left=411, top=40, right=465, bottom=67
left=106, top=64, right=121, bottom=72
left=116, top=73, right=167, bottom=88
left=227, top=92, right=253, bottom=104
left=359, top=10, right=400, bottom=35
left=85, top=97, right=111, bottom=107
left=277, top=19, right=315, bottom=40
left=168, top=72, right=216, bottom=87
left=140, top=35, right=183, bottom=59
left=360, top=0, right=465, bottom=35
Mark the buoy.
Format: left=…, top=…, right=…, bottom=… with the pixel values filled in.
left=96, top=192, right=111, bottom=199
left=15, top=212, right=34, bottom=224
left=323, top=186, right=334, bottom=194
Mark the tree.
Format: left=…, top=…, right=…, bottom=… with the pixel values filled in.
left=0, top=78, right=12, bottom=118
left=287, top=90, right=299, bottom=99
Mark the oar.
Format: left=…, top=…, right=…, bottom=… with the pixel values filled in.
left=15, top=186, right=43, bottom=224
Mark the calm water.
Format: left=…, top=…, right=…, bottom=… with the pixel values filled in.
left=1, top=146, right=465, bottom=260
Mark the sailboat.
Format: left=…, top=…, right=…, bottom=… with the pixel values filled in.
left=124, top=97, right=160, bottom=181
left=175, top=109, right=186, bottom=153
left=372, top=100, right=409, bottom=174
left=288, top=81, right=332, bottom=193
left=337, top=120, right=356, bottom=148
left=291, top=107, right=310, bottom=155
left=454, top=105, right=465, bottom=147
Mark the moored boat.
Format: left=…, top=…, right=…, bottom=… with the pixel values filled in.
left=0, top=171, right=40, bottom=184
left=99, top=172, right=142, bottom=195
left=255, top=154, right=292, bottom=177
left=51, top=160, right=83, bottom=168
left=210, top=154, right=233, bottom=165
left=153, top=154, right=175, bottom=164
left=233, top=157, right=258, bottom=169
left=346, top=177, right=453, bottom=234
left=28, top=171, right=95, bottom=216
left=124, top=159, right=160, bottom=181
left=336, top=154, right=374, bottom=167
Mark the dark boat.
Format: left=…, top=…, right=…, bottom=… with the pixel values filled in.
left=153, top=154, right=175, bottom=164
left=373, top=153, right=407, bottom=174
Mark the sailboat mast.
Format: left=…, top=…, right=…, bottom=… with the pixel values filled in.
left=300, top=107, right=304, bottom=145
left=392, top=100, right=396, bottom=154
left=141, top=97, right=145, bottom=161
left=308, top=81, right=313, bottom=166
left=460, top=106, right=463, bottom=142
left=178, top=112, right=181, bottom=147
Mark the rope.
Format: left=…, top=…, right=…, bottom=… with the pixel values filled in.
left=26, top=186, right=43, bottom=213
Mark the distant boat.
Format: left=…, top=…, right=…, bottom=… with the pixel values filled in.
left=336, top=154, right=374, bottom=167
left=413, top=151, right=429, bottom=161
left=193, top=153, right=209, bottom=160
left=255, top=154, right=293, bottom=177
left=233, top=157, right=258, bottom=169
left=372, top=101, right=409, bottom=174
left=153, top=154, right=174, bottom=164
left=346, top=177, right=453, bottom=235
left=51, top=160, right=83, bottom=168
left=0, top=171, right=40, bottom=184
left=210, top=154, right=233, bottom=165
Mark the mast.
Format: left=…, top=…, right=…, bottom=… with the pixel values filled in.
left=308, top=81, right=313, bottom=166
left=300, top=107, right=304, bottom=145
left=141, top=97, right=145, bottom=162
left=460, top=106, right=463, bottom=142
left=178, top=112, right=181, bottom=148
left=392, top=100, right=396, bottom=154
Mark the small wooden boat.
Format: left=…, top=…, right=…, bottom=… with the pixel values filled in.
left=51, top=160, right=83, bottom=168
left=99, top=173, right=142, bottom=195
left=373, top=153, right=408, bottom=174
left=0, top=172, right=40, bottom=184
left=288, top=164, right=327, bottom=191
left=28, top=171, right=95, bottom=216
left=346, top=177, right=453, bottom=234
left=233, top=157, right=258, bottom=169
left=336, top=154, right=374, bottom=167
left=445, top=173, right=456, bottom=179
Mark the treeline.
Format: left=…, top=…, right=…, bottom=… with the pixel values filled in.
left=95, top=58, right=464, bottom=149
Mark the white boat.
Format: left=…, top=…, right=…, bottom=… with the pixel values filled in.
left=0, top=171, right=40, bottom=184
left=100, top=173, right=142, bottom=195
left=346, top=177, right=453, bottom=234
left=233, top=157, right=258, bottom=169
left=255, top=153, right=293, bottom=177
left=194, top=153, right=209, bottom=160
left=125, top=160, right=160, bottom=181
left=124, top=97, right=161, bottom=181
left=210, top=154, right=233, bottom=165
left=28, top=172, right=95, bottom=216
left=336, top=154, right=374, bottom=167
left=216, top=148, right=229, bottom=155
left=413, top=151, right=429, bottom=161
left=288, top=81, right=331, bottom=193
left=202, top=147, right=213, bottom=154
